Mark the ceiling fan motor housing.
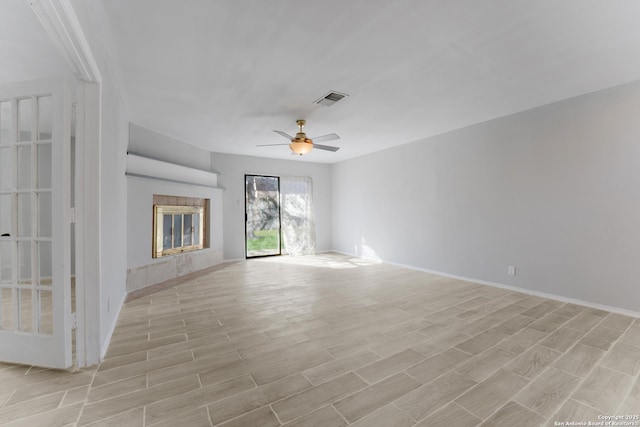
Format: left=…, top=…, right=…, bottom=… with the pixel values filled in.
left=290, top=119, right=313, bottom=154
left=295, top=132, right=311, bottom=142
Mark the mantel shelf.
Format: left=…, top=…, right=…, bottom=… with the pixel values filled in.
left=125, top=153, right=221, bottom=188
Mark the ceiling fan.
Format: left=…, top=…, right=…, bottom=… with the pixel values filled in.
left=257, top=119, right=340, bottom=155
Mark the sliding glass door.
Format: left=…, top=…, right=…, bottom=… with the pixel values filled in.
left=245, top=175, right=281, bottom=258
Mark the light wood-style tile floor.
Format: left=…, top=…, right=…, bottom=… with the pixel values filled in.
left=1, top=253, right=639, bottom=426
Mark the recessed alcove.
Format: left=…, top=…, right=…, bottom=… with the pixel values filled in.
left=125, top=153, right=223, bottom=292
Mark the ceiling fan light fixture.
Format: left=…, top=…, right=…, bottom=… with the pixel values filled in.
left=261, top=119, right=339, bottom=155
left=289, top=140, right=313, bottom=155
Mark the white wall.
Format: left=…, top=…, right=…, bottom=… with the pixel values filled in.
left=212, top=153, right=332, bottom=261
left=332, top=80, right=640, bottom=313
left=98, top=78, right=128, bottom=344
left=70, top=0, right=129, bottom=360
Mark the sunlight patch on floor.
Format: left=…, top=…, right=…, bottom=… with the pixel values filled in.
left=252, top=252, right=381, bottom=269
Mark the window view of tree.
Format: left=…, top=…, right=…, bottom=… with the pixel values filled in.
left=245, top=176, right=281, bottom=257
left=281, top=177, right=315, bottom=255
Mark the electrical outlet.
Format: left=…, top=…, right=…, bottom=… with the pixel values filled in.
left=508, top=266, right=516, bottom=276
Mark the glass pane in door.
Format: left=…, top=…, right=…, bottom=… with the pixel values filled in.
left=39, top=289, right=52, bottom=334
left=0, top=148, right=12, bottom=190
left=19, top=289, right=33, bottom=333
left=245, top=175, right=281, bottom=257
left=37, top=144, right=52, bottom=188
left=1, top=287, right=13, bottom=330
left=0, top=101, right=11, bottom=144
left=17, top=146, right=31, bottom=189
left=0, top=195, right=11, bottom=235
left=0, top=241, right=11, bottom=284
left=17, top=98, right=31, bottom=142
left=37, top=96, right=52, bottom=140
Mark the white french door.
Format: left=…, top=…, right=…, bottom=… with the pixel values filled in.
left=0, top=80, right=73, bottom=368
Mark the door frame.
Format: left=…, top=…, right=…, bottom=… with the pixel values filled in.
left=25, top=0, right=104, bottom=367
left=244, top=174, right=282, bottom=259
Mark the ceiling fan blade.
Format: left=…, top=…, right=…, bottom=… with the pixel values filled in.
left=313, top=144, right=340, bottom=152
left=311, top=133, right=340, bottom=143
left=256, top=143, right=290, bottom=147
left=273, top=130, right=294, bottom=140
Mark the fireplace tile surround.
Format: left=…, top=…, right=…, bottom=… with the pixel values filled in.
left=127, top=247, right=223, bottom=292
left=126, top=176, right=223, bottom=293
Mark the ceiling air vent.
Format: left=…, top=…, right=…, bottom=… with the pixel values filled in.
left=314, top=91, right=348, bottom=107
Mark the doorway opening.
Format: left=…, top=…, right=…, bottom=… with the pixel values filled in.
left=245, top=175, right=281, bottom=258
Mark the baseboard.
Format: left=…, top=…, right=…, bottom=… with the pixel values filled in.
left=331, top=249, right=640, bottom=319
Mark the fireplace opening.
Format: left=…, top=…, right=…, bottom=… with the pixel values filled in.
left=152, top=195, right=208, bottom=258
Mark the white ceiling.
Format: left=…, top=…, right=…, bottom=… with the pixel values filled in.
left=0, top=0, right=72, bottom=84
left=4, top=1, right=640, bottom=164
